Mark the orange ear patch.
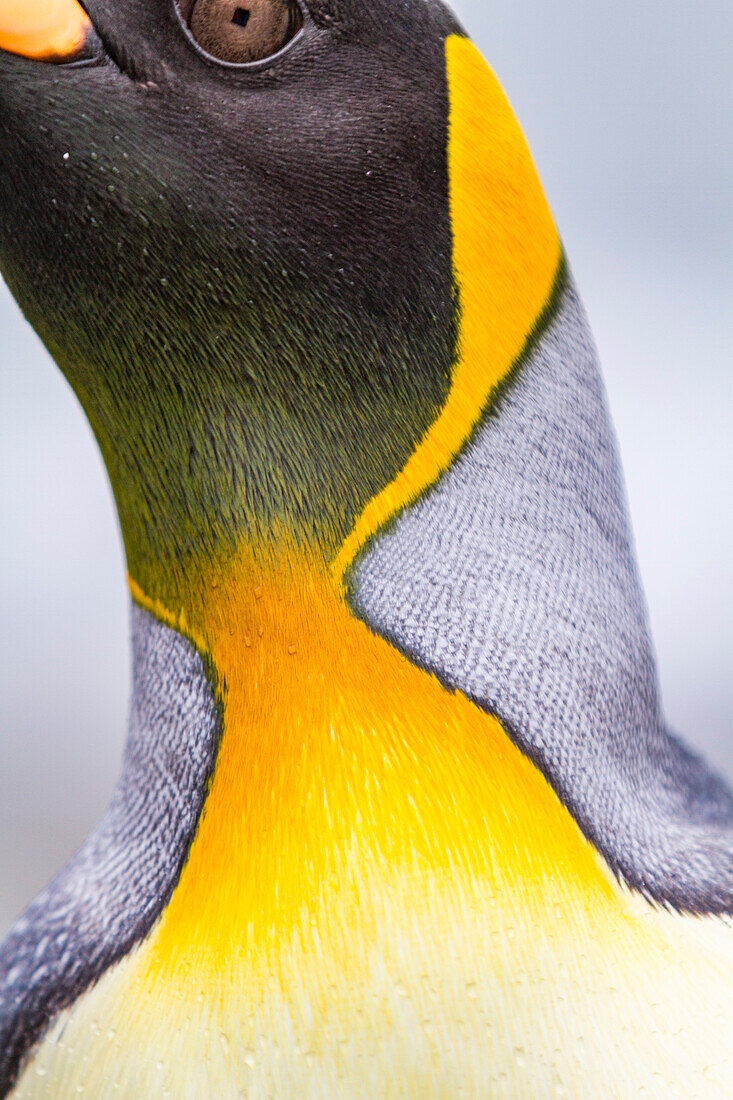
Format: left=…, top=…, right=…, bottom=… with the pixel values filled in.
left=332, top=36, right=561, bottom=591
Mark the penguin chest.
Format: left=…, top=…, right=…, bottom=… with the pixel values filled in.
left=12, top=852, right=733, bottom=1099
left=12, top=577, right=733, bottom=1097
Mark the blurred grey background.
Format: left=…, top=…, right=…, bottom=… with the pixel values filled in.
left=1, top=0, right=731, bottom=935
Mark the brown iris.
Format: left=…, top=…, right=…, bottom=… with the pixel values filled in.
left=185, top=0, right=302, bottom=64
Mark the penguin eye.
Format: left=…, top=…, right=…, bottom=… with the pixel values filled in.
left=186, top=0, right=303, bottom=64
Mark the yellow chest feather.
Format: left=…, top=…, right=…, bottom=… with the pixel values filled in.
left=13, top=561, right=733, bottom=1098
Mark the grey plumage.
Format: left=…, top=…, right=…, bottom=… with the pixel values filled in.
left=0, top=606, right=220, bottom=1093
left=351, top=271, right=733, bottom=913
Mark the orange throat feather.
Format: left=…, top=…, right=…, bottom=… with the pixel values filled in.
left=129, top=546, right=620, bottom=988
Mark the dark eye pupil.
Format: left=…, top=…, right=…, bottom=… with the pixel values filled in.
left=231, top=7, right=250, bottom=28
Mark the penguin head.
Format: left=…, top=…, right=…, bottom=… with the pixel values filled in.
left=0, top=0, right=465, bottom=593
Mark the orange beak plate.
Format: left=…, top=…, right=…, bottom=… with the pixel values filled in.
left=0, top=0, right=92, bottom=62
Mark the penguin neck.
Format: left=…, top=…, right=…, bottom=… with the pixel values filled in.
left=130, top=533, right=621, bottom=970
left=81, top=310, right=454, bottom=615
left=92, top=30, right=562, bottom=862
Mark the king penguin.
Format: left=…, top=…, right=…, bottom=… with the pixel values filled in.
left=0, top=0, right=731, bottom=1096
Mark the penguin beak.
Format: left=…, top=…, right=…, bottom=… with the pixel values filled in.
left=0, top=0, right=92, bottom=63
